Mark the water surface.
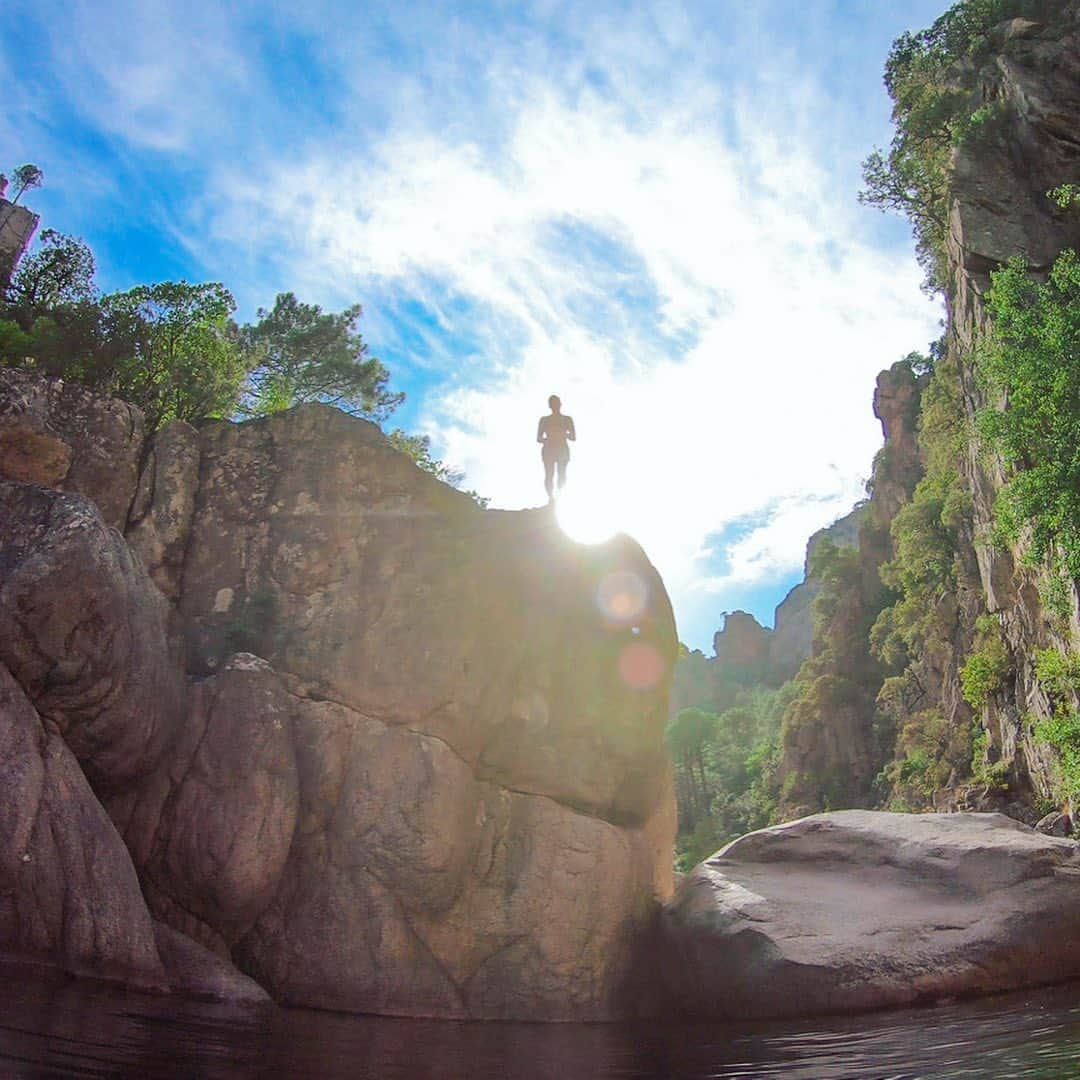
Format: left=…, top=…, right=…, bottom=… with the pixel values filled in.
left=5, top=964, right=1080, bottom=1078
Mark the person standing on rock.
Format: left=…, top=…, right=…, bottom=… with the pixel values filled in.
left=537, top=394, right=575, bottom=503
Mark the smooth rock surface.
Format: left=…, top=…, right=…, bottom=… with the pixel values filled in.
left=661, top=810, right=1080, bottom=1019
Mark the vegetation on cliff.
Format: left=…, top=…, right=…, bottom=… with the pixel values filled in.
left=0, top=211, right=473, bottom=491
left=976, top=249, right=1080, bottom=589
left=860, top=0, right=1063, bottom=291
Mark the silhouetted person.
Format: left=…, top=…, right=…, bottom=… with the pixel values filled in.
left=537, top=394, right=575, bottom=502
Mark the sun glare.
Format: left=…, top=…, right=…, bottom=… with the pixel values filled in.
left=554, top=484, right=623, bottom=545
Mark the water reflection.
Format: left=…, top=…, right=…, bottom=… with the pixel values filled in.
left=5, top=959, right=1080, bottom=1078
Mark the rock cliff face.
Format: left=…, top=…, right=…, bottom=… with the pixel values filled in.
left=0, top=370, right=676, bottom=1019
left=758, top=7, right=1080, bottom=821
left=771, top=363, right=924, bottom=815
left=943, top=8, right=1080, bottom=810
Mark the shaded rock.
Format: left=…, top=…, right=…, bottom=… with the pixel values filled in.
left=0, top=483, right=185, bottom=791
left=153, top=922, right=270, bottom=1005
left=661, top=810, right=1080, bottom=1019
left=1036, top=811, right=1072, bottom=837
left=109, top=656, right=298, bottom=956
left=235, top=695, right=666, bottom=1020
left=126, top=420, right=201, bottom=598
left=0, top=662, right=165, bottom=985
left=0, top=370, right=144, bottom=530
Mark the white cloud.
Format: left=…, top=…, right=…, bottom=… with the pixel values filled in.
left=194, top=50, right=939, bottom=648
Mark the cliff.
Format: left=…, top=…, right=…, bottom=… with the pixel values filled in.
left=767, top=1, right=1080, bottom=823
left=0, top=369, right=677, bottom=1020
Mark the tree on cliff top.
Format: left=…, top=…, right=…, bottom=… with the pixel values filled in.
left=8, top=164, right=43, bottom=204
left=241, top=292, right=403, bottom=421
left=102, top=281, right=250, bottom=430
left=859, top=0, right=1050, bottom=291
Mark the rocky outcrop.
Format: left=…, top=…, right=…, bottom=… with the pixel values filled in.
left=0, top=369, right=144, bottom=530
left=662, top=810, right=1080, bottom=1019
left=771, top=362, right=923, bottom=816
left=0, top=483, right=185, bottom=792
left=673, top=510, right=864, bottom=716
left=0, top=380, right=677, bottom=1020
left=0, top=196, right=38, bottom=291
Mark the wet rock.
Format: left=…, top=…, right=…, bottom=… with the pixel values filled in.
left=153, top=922, right=270, bottom=1005
left=661, top=810, right=1080, bottom=1019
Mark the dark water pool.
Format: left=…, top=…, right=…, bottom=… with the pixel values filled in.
left=5, top=965, right=1080, bottom=1078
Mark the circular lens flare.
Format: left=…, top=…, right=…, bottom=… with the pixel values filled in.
left=618, top=642, right=665, bottom=691
left=597, top=571, right=648, bottom=623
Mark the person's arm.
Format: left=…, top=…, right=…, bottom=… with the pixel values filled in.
left=537, top=417, right=546, bottom=444
left=567, top=417, right=576, bottom=441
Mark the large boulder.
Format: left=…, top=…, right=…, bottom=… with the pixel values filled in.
left=231, top=693, right=669, bottom=1020
left=178, top=405, right=675, bottom=828
left=0, top=483, right=185, bottom=792
left=661, top=810, right=1080, bottom=1019
left=0, top=662, right=165, bottom=985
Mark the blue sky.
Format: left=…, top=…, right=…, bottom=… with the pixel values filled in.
left=2, top=0, right=946, bottom=652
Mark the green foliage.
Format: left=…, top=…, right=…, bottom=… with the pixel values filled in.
left=242, top=292, right=402, bottom=420
left=100, top=281, right=249, bottom=430
left=872, top=348, right=969, bottom=671
left=970, top=724, right=1009, bottom=789
left=860, top=0, right=1048, bottom=291
left=1035, top=648, right=1080, bottom=697
left=5, top=230, right=96, bottom=310
left=667, top=685, right=795, bottom=871
left=808, top=537, right=862, bottom=633
left=878, top=709, right=974, bottom=807
left=9, top=163, right=43, bottom=204
left=1035, top=706, right=1080, bottom=800
left=959, top=614, right=1010, bottom=708
left=976, top=249, right=1080, bottom=580
left=1048, top=184, right=1080, bottom=210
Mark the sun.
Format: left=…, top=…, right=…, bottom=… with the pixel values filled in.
left=555, top=482, right=624, bottom=545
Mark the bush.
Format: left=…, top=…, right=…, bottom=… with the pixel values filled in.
left=1035, top=707, right=1080, bottom=800
left=959, top=614, right=1011, bottom=708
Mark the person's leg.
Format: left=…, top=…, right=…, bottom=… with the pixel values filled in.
left=543, top=452, right=555, bottom=500
left=556, top=453, right=568, bottom=491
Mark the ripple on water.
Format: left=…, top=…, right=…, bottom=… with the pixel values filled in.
left=4, top=961, right=1080, bottom=1079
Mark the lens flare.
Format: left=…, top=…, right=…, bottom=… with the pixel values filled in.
left=597, top=570, right=648, bottom=623
left=617, top=641, right=665, bottom=691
